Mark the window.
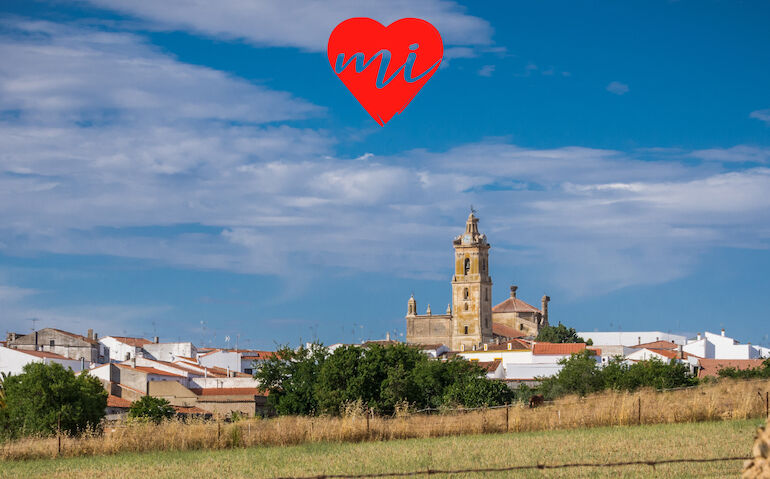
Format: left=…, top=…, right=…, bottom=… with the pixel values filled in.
left=519, top=324, right=525, bottom=331
left=463, top=288, right=469, bottom=299
left=464, top=303, right=469, bottom=311
left=49, top=340, right=55, bottom=348
left=464, top=326, right=469, bottom=335
left=464, top=258, right=471, bottom=275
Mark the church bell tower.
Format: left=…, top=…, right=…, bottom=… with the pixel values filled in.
left=451, top=211, right=493, bottom=350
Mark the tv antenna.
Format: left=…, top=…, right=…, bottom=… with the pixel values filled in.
left=29, top=317, right=39, bottom=332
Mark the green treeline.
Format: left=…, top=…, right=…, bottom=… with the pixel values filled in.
left=256, top=343, right=514, bottom=415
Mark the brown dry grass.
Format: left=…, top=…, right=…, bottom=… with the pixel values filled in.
left=2, top=377, right=769, bottom=461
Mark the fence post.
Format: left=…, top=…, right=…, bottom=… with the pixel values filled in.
left=366, top=410, right=370, bottom=437
left=217, top=420, right=221, bottom=442
left=57, top=411, right=61, bottom=456
left=505, top=403, right=509, bottom=433
left=766, top=391, right=768, bottom=418
left=638, top=397, right=642, bottom=425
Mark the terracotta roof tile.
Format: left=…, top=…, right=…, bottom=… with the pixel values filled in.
left=532, top=342, right=587, bottom=355
left=478, top=360, right=501, bottom=373
left=13, top=349, right=73, bottom=360
left=173, top=405, right=210, bottom=415
left=491, top=323, right=528, bottom=339
left=492, top=297, right=541, bottom=314
left=109, top=336, right=152, bottom=347
left=631, top=340, right=678, bottom=350
left=485, top=339, right=531, bottom=351
left=107, top=395, right=132, bottom=408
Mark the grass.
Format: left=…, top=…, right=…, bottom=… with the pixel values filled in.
left=1, top=419, right=763, bottom=479
left=2, top=377, right=768, bottom=461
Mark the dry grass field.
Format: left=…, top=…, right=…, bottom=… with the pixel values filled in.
left=0, top=419, right=764, bottom=479
left=2, top=377, right=768, bottom=461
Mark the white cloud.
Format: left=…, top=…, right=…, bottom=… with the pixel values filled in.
left=750, top=109, right=770, bottom=124
left=691, top=145, right=770, bottom=164
left=84, top=0, right=493, bottom=51
left=478, top=65, right=495, bottom=77
left=606, top=81, right=629, bottom=95
left=0, top=20, right=320, bottom=124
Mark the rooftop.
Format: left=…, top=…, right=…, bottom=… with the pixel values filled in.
left=492, top=297, right=541, bottom=314
left=532, top=342, right=588, bottom=356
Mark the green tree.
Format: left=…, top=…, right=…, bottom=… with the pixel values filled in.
left=127, top=396, right=175, bottom=423
left=1, top=362, right=107, bottom=438
left=535, top=323, right=592, bottom=345
left=623, top=358, right=697, bottom=390
left=538, top=350, right=604, bottom=398
left=256, top=342, right=328, bottom=415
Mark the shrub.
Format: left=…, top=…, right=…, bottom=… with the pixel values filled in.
left=535, top=323, right=592, bottom=345
left=1, top=362, right=107, bottom=438
left=127, top=396, right=175, bottom=423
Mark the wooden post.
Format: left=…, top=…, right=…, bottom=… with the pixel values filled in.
left=638, top=397, right=642, bottom=425
left=217, top=420, right=221, bottom=442
left=366, top=410, right=370, bottom=436
left=766, top=391, right=768, bottom=418
left=505, top=404, right=509, bottom=433
left=57, top=412, right=61, bottom=455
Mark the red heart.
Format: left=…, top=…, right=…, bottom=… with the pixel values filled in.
left=328, top=18, right=443, bottom=126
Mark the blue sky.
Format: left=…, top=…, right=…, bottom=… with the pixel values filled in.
left=1, top=1, right=769, bottom=349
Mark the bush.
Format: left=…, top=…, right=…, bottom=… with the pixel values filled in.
left=535, top=323, right=592, bottom=345
left=536, top=352, right=697, bottom=399
left=718, top=358, right=770, bottom=379
left=1, top=362, right=107, bottom=438
left=127, top=396, right=175, bottom=423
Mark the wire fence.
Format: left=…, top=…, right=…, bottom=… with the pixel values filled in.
left=273, top=455, right=752, bottom=478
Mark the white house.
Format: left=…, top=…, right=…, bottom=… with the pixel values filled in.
left=99, top=336, right=153, bottom=362
left=458, top=341, right=598, bottom=382
left=0, top=346, right=85, bottom=375
left=683, top=330, right=762, bottom=360
left=142, top=341, right=197, bottom=362
left=197, top=349, right=275, bottom=375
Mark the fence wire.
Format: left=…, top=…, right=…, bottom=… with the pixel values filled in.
left=273, top=455, right=752, bottom=478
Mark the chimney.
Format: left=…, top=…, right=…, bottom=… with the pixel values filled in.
left=386, top=332, right=390, bottom=341
left=541, top=295, right=550, bottom=325
left=87, top=329, right=93, bottom=340
left=678, top=344, right=684, bottom=359
left=94, top=332, right=98, bottom=340
left=510, top=285, right=518, bottom=298
left=697, top=332, right=702, bottom=341
left=721, top=328, right=725, bottom=337
left=638, top=336, right=641, bottom=345
left=154, top=336, right=159, bottom=344
left=131, top=356, right=136, bottom=368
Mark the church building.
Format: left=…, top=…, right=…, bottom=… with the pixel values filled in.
left=406, top=212, right=550, bottom=351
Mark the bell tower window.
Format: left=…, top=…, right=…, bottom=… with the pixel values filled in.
left=464, top=258, right=471, bottom=275
left=464, top=326, right=469, bottom=335
left=463, top=288, right=469, bottom=299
